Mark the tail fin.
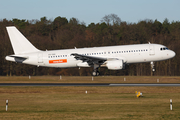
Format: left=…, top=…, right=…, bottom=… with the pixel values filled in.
left=6, top=26, right=39, bottom=54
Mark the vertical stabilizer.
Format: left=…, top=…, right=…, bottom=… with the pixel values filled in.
left=6, top=26, right=39, bottom=54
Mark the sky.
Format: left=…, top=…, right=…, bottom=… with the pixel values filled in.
left=0, top=0, right=180, bottom=25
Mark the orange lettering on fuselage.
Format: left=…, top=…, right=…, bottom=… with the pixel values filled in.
left=49, top=59, right=67, bottom=64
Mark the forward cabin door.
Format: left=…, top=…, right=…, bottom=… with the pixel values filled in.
left=38, top=53, right=43, bottom=63
left=149, top=45, right=155, bottom=55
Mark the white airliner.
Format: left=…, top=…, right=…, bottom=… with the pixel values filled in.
left=5, top=26, right=176, bottom=76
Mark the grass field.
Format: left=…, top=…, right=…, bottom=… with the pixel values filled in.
left=0, top=76, right=180, bottom=120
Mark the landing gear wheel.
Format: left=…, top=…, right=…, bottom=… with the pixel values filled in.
left=92, top=64, right=100, bottom=76
left=96, top=71, right=100, bottom=76
left=92, top=71, right=97, bottom=76
left=92, top=71, right=100, bottom=76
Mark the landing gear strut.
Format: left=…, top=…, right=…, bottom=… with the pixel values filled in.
left=92, top=64, right=100, bottom=76
left=150, top=61, right=155, bottom=72
left=150, top=62, right=155, bottom=76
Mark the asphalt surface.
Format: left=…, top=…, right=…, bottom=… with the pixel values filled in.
left=0, top=83, right=180, bottom=86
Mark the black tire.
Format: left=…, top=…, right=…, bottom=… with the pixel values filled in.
left=96, top=71, right=100, bottom=76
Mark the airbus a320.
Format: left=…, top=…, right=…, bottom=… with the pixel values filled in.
left=5, top=26, right=176, bottom=76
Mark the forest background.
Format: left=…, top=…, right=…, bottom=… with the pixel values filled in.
left=0, top=14, right=179, bottom=76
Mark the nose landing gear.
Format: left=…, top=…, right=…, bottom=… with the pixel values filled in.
left=150, top=62, right=155, bottom=76
left=151, top=62, right=155, bottom=72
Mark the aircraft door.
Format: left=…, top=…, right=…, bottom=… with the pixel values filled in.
left=149, top=45, right=155, bottom=55
left=38, top=53, right=43, bottom=63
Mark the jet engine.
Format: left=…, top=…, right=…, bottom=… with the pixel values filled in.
left=106, top=60, right=125, bottom=70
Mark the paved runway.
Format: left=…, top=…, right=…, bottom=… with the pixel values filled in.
left=0, top=83, right=180, bottom=86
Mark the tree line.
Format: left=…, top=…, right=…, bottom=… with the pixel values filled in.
left=0, top=14, right=179, bottom=76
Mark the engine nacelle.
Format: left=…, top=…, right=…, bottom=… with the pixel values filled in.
left=106, top=60, right=125, bottom=70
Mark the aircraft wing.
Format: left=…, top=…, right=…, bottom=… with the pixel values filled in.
left=71, top=53, right=107, bottom=65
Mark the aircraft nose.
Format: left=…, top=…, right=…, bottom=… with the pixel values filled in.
left=170, top=51, right=176, bottom=58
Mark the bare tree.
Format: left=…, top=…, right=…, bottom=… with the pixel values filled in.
left=101, top=14, right=121, bottom=26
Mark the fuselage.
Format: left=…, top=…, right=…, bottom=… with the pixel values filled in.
left=6, top=43, right=176, bottom=68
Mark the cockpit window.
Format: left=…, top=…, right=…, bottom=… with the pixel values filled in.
left=160, top=47, right=169, bottom=51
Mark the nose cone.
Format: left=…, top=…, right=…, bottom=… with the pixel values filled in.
left=170, top=51, right=176, bottom=58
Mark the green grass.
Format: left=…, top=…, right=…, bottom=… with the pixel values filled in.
left=0, top=86, right=180, bottom=119
left=0, top=76, right=180, bottom=119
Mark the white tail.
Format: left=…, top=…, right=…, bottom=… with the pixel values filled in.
left=6, top=26, right=39, bottom=54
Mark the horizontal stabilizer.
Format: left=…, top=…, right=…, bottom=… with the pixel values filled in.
left=9, top=55, right=28, bottom=59
left=5, top=55, right=28, bottom=63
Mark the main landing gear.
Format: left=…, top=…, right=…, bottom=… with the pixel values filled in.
left=92, top=64, right=100, bottom=76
